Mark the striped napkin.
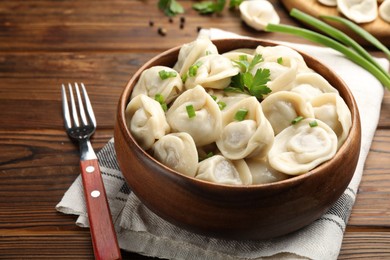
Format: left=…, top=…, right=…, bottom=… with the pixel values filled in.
left=56, top=29, right=389, bottom=260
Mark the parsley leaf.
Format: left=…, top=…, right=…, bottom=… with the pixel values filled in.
left=158, top=0, right=184, bottom=17
left=193, top=0, right=226, bottom=14
left=229, top=0, right=243, bottom=9
left=226, top=53, right=271, bottom=100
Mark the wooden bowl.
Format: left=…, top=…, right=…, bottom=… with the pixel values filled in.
left=114, top=38, right=361, bottom=240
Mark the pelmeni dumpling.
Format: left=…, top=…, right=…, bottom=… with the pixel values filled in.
left=152, top=132, right=198, bottom=177
left=196, top=155, right=252, bottom=185
left=251, top=56, right=299, bottom=93
left=173, top=38, right=218, bottom=76
left=290, top=72, right=338, bottom=102
left=337, top=0, right=378, bottom=23
left=216, top=97, right=274, bottom=160
left=245, top=158, right=289, bottom=184
left=239, top=0, right=280, bottom=31
left=311, top=93, right=352, bottom=148
left=166, top=85, right=222, bottom=146
left=184, top=54, right=240, bottom=90
left=255, top=45, right=311, bottom=72
left=268, top=118, right=338, bottom=175
left=379, top=0, right=390, bottom=23
left=318, top=0, right=337, bottom=6
left=261, top=91, right=314, bottom=135
left=207, top=89, right=251, bottom=111
left=125, top=94, right=170, bottom=150
left=222, top=49, right=255, bottom=62
left=131, top=66, right=183, bottom=104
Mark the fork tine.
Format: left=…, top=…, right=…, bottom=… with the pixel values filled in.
left=68, top=83, right=80, bottom=127
left=74, top=83, right=88, bottom=126
left=80, top=83, right=97, bottom=128
left=61, top=84, right=72, bottom=130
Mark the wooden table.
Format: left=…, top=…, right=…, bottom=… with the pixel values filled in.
left=0, top=1, right=389, bottom=259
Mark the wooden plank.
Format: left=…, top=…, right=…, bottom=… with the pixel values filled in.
left=339, top=232, right=390, bottom=259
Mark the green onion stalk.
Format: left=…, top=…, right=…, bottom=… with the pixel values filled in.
left=265, top=22, right=390, bottom=90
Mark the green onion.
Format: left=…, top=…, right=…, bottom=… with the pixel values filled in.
left=309, top=120, right=318, bottom=127
left=186, top=104, right=196, bottom=118
left=159, top=70, right=177, bottom=80
left=291, top=116, right=304, bottom=125
left=234, top=108, right=248, bottom=121
left=210, top=94, right=218, bottom=101
left=277, top=57, right=283, bottom=64
left=290, top=9, right=390, bottom=82
left=265, top=23, right=390, bottom=89
left=218, top=101, right=226, bottom=110
left=320, top=14, right=390, bottom=60
left=154, top=93, right=168, bottom=112
left=188, top=61, right=202, bottom=77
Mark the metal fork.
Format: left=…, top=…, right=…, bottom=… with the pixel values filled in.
left=62, top=83, right=121, bottom=260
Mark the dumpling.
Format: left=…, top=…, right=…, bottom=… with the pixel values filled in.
left=196, top=155, right=252, bottom=185
left=261, top=91, right=314, bottom=135
left=152, top=132, right=198, bottom=177
left=379, top=0, right=390, bottom=23
left=216, top=96, right=274, bottom=160
left=239, top=0, right=280, bottom=31
left=207, top=89, right=251, bottom=111
left=131, top=66, right=183, bottom=104
left=125, top=94, right=170, bottom=150
left=318, top=0, right=337, bottom=6
left=290, top=72, right=338, bottom=102
left=184, top=54, right=240, bottom=90
left=245, top=158, right=289, bottom=184
left=173, top=38, right=219, bottom=76
left=311, top=93, right=352, bottom=148
left=250, top=55, right=299, bottom=93
left=166, top=85, right=222, bottom=146
left=337, top=0, right=378, bottom=23
left=222, top=48, right=256, bottom=62
left=255, top=45, right=311, bottom=72
left=268, top=118, right=338, bottom=175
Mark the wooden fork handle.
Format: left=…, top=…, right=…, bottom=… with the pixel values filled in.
left=80, top=159, right=122, bottom=260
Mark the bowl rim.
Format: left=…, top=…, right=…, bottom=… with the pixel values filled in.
left=116, top=38, right=361, bottom=191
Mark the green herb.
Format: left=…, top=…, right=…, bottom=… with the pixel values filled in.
left=226, top=54, right=271, bottom=100
left=159, top=70, right=177, bottom=80
left=186, top=104, right=196, bottom=118
left=265, top=17, right=390, bottom=89
left=158, top=0, right=184, bottom=17
left=309, top=120, right=318, bottom=127
left=188, top=61, right=202, bottom=77
left=320, top=14, right=390, bottom=60
left=229, top=0, right=243, bottom=9
left=199, top=151, right=214, bottom=162
left=289, top=9, right=390, bottom=83
left=193, top=0, right=226, bottom=14
left=210, top=94, right=218, bottom=101
left=291, top=116, right=304, bottom=125
left=155, top=94, right=168, bottom=112
left=218, top=101, right=226, bottom=110
left=181, top=74, right=188, bottom=83
left=277, top=57, right=283, bottom=64
left=234, top=108, right=248, bottom=121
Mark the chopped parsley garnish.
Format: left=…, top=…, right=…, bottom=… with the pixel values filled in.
left=158, top=0, right=184, bottom=17
left=186, top=104, right=196, bottom=118
left=159, top=70, right=177, bottom=80
left=193, top=0, right=226, bottom=14
left=225, top=54, right=271, bottom=100
left=309, top=120, right=318, bottom=127
left=234, top=108, right=248, bottom=121
left=155, top=94, right=168, bottom=112
left=291, top=116, right=304, bottom=125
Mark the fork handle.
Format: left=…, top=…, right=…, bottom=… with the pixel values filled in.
left=80, top=159, right=122, bottom=260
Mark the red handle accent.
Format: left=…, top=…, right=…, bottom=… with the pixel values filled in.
left=80, top=159, right=122, bottom=260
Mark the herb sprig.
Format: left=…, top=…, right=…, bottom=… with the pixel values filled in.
left=193, top=0, right=226, bottom=14
left=158, top=0, right=184, bottom=17
left=225, top=54, right=272, bottom=100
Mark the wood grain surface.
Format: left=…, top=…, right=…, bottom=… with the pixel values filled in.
left=0, top=0, right=389, bottom=259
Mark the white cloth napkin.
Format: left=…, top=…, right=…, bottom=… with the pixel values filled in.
left=56, top=28, right=389, bottom=260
